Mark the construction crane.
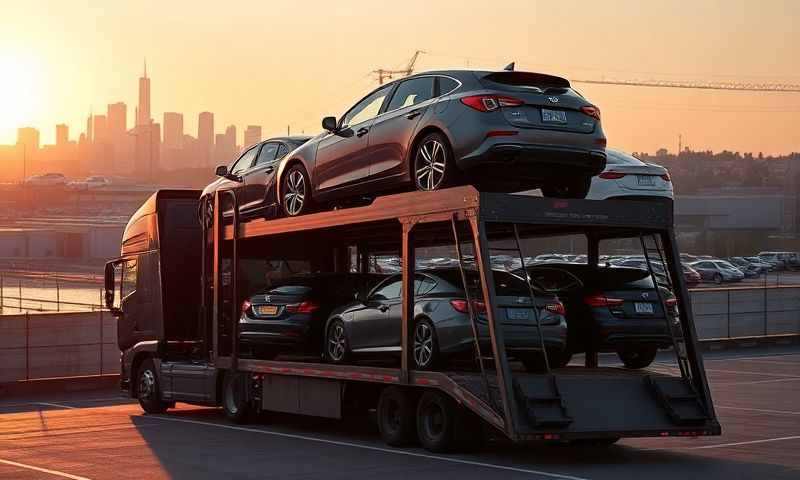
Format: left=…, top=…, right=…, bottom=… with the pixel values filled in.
left=571, top=78, right=800, bottom=93
left=373, top=50, right=426, bottom=84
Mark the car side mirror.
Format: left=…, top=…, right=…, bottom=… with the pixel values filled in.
left=215, top=165, right=228, bottom=177
left=322, top=116, right=338, bottom=132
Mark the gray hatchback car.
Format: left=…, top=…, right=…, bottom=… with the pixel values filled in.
left=323, top=268, right=568, bottom=371
left=275, top=69, right=607, bottom=216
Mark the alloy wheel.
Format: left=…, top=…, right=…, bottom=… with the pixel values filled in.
left=139, top=369, right=156, bottom=401
left=415, top=140, right=446, bottom=191
left=414, top=322, right=434, bottom=368
left=284, top=170, right=306, bottom=216
left=328, top=323, right=347, bottom=361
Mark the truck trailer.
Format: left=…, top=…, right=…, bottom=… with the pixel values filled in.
left=105, top=186, right=720, bottom=452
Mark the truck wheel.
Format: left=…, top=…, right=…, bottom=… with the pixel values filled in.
left=416, top=390, right=458, bottom=453
left=223, top=371, right=252, bottom=424
left=617, top=346, right=658, bottom=369
left=377, top=386, right=418, bottom=446
left=137, top=358, right=169, bottom=414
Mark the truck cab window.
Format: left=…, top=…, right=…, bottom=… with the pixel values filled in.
left=121, top=259, right=137, bottom=301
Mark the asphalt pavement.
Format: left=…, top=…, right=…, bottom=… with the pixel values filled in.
left=1, top=346, right=799, bottom=479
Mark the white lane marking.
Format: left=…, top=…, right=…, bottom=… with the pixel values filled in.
left=690, top=435, right=800, bottom=450
left=35, top=402, right=78, bottom=410
left=729, top=358, right=800, bottom=367
left=702, top=352, right=800, bottom=362
left=713, top=377, right=800, bottom=387
left=144, top=415, right=590, bottom=480
left=703, top=368, right=800, bottom=378
left=0, top=458, right=92, bottom=480
left=716, top=405, right=800, bottom=415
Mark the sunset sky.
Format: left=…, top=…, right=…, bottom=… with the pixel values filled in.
left=1, top=0, right=798, bottom=155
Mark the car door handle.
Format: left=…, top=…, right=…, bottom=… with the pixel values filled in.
left=406, top=109, right=421, bottom=120
left=379, top=305, right=389, bottom=312
left=264, top=166, right=274, bottom=174
left=356, top=127, right=369, bottom=137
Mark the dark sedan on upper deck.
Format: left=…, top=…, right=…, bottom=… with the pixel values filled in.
left=199, top=136, right=311, bottom=226
left=274, top=69, right=607, bottom=216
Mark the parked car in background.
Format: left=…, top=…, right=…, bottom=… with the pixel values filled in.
left=200, top=136, right=312, bottom=226
left=758, top=252, right=799, bottom=271
left=276, top=69, right=607, bottom=216
left=67, top=175, right=110, bottom=190
left=324, top=268, right=568, bottom=372
left=745, top=256, right=775, bottom=271
left=688, top=260, right=745, bottom=284
left=521, top=263, right=678, bottom=369
left=239, top=273, right=383, bottom=358
left=727, top=257, right=765, bottom=277
left=24, top=172, right=67, bottom=187
left=682, top=263, right=702, bottom=285
left=585, top=149, right=673, bottom=201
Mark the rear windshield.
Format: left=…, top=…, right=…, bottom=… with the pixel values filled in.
left=431, top=268, right=532, bottom=296
left=479, top=71, right=571, bottom=92
left=529, top=264, right=654, bottom=290
left=267, top=285, right=312, bottom=296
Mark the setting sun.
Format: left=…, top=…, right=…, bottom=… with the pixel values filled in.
left=0, top=51, right=43, bottom=140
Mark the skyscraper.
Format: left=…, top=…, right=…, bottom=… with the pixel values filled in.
left=107, top=102, right=127, bottom=138
left=17, top=127, right=40, bottom=151
left=244, top=125, right=262, bottom=148
left=137, top=60, right=151, bottom=126
left=92, top=115, right=108, bottom=143
left=163, top=112, right=184, bottom=149
left=56, top=124, right=69, bottom=146
left=198, top=111, right=214, bottom=167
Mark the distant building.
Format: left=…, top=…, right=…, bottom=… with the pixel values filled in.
left=137, top=61, right=151, bottom=127
left=163, top=112, right=184, bottom=149
left=198, top=111, right=214, bottom=167
left=107, top=102, right=127, bottom=138
left=134, top=122, right=160, bottom=180
left=17, top=127, right=40, bottom=152
left=243, top=125, right=262, bottom=148
left=55, top=124, right=69, bottom=146
left=92, top=115, right=108, bottom=143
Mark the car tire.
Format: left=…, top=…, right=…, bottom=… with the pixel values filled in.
left=325, top=319, right=350, bottom=364
left=416, top=390, right=459, bottom=453
left=281, top=164, right=313, bottom=217
left=413, top=133, right=459, bottom=191
left=413, top=318, right=439, bottom=370
left=137, top=358, right=169, bottom=414
left=377, top=386, right=418, bottom=447
left=223, top=371, right=252, bottom=424
left=617, top=346, right=658, bottom=369
left=713, top=273, right=723, bottom=285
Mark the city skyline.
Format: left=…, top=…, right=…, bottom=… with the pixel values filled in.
left=1, top=1, right=798, bottom=156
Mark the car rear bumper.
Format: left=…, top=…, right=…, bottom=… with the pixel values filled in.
left=458, top=142, right=607, bottom=180
left=593, top=319, right=674, bottom=350
left=238, top=316, right=316, bottom=349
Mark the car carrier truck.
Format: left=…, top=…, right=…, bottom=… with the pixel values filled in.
left=105, top=186, right=720, bottom=452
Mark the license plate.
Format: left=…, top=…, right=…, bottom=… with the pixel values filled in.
left=254, top=305, right=279, bottom=316
left=506, top=308, right=530, bottom=320
left=541, top=109, right=567, bottom=124
left=637, top=175, right=656, bottom=186
left=635, top=302, right=654, bottom=314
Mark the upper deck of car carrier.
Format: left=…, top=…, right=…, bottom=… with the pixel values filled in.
left=204, top=186, right=720, bottom=443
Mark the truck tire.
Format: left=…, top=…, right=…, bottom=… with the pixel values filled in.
left=377, top=386, right=418, bottom=446
left=223, top=371, right=252, bottom=424
left=137, top=358, right=169, bottom=414
left=416, top=390, right=458, bottom=453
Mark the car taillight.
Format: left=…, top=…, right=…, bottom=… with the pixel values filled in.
left=598, top=171, right=626, bottom=179
left=583, top=294, right=624, bottom=308
left=460, top=94, right=523, bottom=112
left=450, top=299, right=487, bottom=314
left=545, top=302, right=565, bottom=315
left=581, top=105, right=601, bottom=120
left=661, top=171, right=672, bottom=182
left=241, top=299, right=252, bottom=315
left=285, top=300, right=319, bottom=314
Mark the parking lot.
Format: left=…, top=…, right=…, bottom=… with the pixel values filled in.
left=0, top=346, right=798, bottom=480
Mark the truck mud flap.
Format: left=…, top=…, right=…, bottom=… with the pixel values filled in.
left=513, top=374, right=572, bottom=428
left=646, top=376, right=708, bottom=425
